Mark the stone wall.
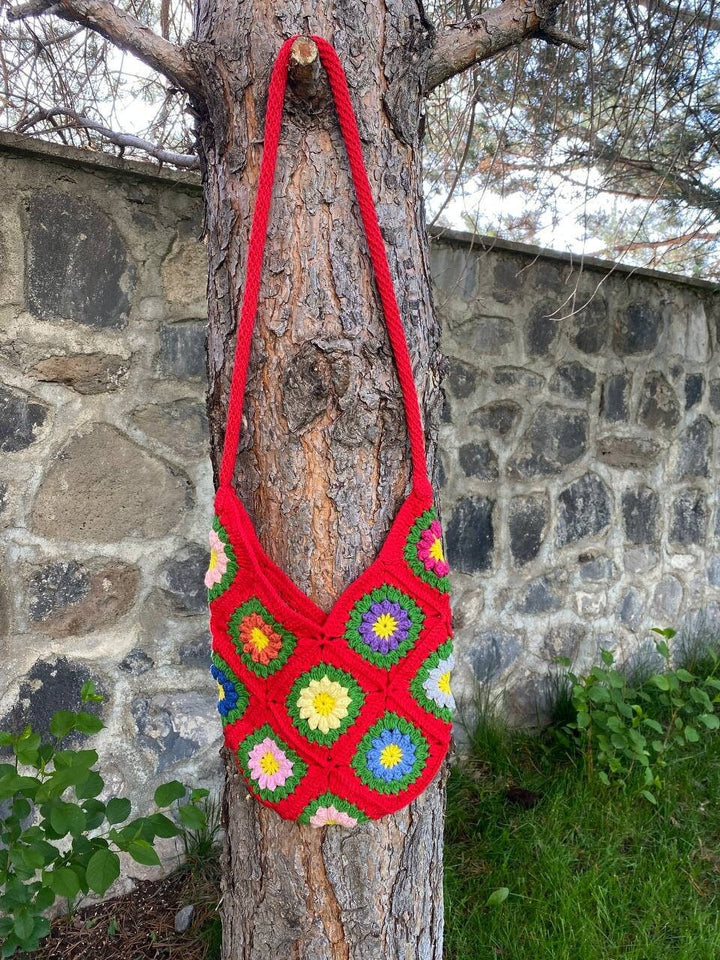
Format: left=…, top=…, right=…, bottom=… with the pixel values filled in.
left=434, top=234, right=720, bottom=724
left=1, top=133, right=720, bottom=813
left=0, top=135, right=217, bottom=807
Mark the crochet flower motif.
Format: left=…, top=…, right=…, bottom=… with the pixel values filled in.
left=298, top=792, right=368, bottom=828
left=248, top=738, right=292, bottom=791
left=205, top=517, right=238, bottom=601
left=288, top=664, right=364, bottom=745
left=237, top=724, right=307, bottom=802
left=404, top=508, right=450, bottom=593
left=352, top=712, right=429, bottom=794
left=210, top=651, right=248, bottom=727
left=239, top=612, right=282, bottom=665
left=228, top=598, right=297, bottom=677
left=345, top=585, right=424, bottom=668
left=411, top=639, right=455, bottom=722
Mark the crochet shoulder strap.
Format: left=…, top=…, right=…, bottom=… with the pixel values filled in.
left=219, top=35, right=430, bottom=494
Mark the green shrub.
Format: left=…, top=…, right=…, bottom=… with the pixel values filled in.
left=559, top=628, right=720, bottom=803
left=0, top=681, right=208, bottom=958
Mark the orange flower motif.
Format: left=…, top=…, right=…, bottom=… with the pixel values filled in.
left=238, top=612, right=283, bottom=665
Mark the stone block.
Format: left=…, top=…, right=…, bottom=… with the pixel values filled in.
left=600, top=374, right=629, bottom=423
left=31, top=424, right=192, bottom=542
left=431, top=246, right=479, bottom=308
left=27, top=558, right=138, bottom=638
left=441, top=393, right=452, bottom=424
left=618, top=588, right=645, bottom=630
left=543, top=622, right=586, bottom=660
left=622, top=487, right=659, bottom=545
left=177, top=634, right=211, bottom=668
left=710, top=379, right=720, bottom=413
left=624, top=546, right=659, bottom=574
left=549, top=362, right=596, bottom=401
left=708, top=557, right=720, bottom=587
left=556, top=473, right=611, bottom=546
left=508, top=494, right=548, bottom=566
left=613, top=301, right=662, bottom=355
left=445, top=496, right=495, bottom=574
left=670, top=490, right=707, bottom=546
left=674, top=416, right=712, bottom=480
left=517, top=576, right=563, bottom=615
left=131, top=399, right=209, bottom=459
left=571, top=295, right=609, bottom=354
left=162, top=543, right=208, bottom=615
left=161, top=235, right=208, bottom=314
left=119, top=648, right=155, bottom=675
left=575, top=590, right=607, bottom=618
left=597, top=435, right=661, bottom=469
left=0, top=385, right=49, bottom=452
left=653, top=576, right=683, bottom=619
left=492, top=257, right=522, bottom=303
left=578, top=554, right=615, bottom=582
left=474, top=316, right=516, bottom=356
left=685, top=373, right=704, bottom=410
left=26, top=191, right=135, bottom=328
left=468, top=629, right=522, bottom=682
left=30, top=353, right=129, bottom=395
left=507, top=405, right=588, bottom=479
left=526, top=300, right=561, bottom=357
left=133, top=691, right=219, bottom=770
left=446, top=358, right=478, bottom=399
left=157, top=323, right=206, bottom=381
left=638, top=372, right=681, bottom=430
left=0, top=657, right=104, bottom=744
left=493, top=366, right=545, bottom=391
left=458, top=441, right=499, bottom=481
left=468, top=400, right=520, bottom=436
left=667, top=304, right=709, bottom=362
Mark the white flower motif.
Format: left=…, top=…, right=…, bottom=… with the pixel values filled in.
left=422, top=654, right=455, bottom=711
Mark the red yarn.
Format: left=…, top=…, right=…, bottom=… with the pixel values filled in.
left=208, top=37, right=453, bottom=825
left=219, top=35, right=429, bottom=493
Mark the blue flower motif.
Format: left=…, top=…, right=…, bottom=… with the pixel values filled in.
left=365, top=727, right=417, bottom=782
left=211, top=663, right=239, bottom=716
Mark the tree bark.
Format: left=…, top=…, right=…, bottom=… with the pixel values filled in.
left=191, top=6, right=447, bottom=959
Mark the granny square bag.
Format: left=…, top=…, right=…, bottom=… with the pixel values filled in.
left=205, top=35, right=454, bottom=826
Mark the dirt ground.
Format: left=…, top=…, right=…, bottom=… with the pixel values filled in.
left=27, top=871, right=221, bottom=960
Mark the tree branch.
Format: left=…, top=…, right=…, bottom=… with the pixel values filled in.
left=425, top=0, right=585, bottom=92
left=6, top=0, right=202, bottom=98
left=18, top=107, right=199, bottom=167
left=636, top=0, right=720, bottom=34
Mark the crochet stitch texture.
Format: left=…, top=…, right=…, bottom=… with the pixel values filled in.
left=206, top=35, right=454, bottom=825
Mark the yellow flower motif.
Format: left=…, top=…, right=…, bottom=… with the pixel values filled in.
left=297, top=676, right=352, bottom=734
left=429, top=538, right=445, bottom=563
left=438, top=671, right=452, bottom=696
left=250, top=627, right=270, bottom=652
left=259, top=751, right=280, bottom=776
left=372, top=613, right=398, bottom=639
left=380, top=743, right=403, bottom=768
left=216, top=681, right=226, bottom=702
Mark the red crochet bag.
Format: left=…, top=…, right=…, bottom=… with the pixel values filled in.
left=205, top=35, right=453, bottom=827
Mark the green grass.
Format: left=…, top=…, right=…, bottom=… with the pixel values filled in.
left=444, top=713, right=720, bottom=960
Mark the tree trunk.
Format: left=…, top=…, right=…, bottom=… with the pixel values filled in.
left=191, top=6, right=446, bottom=958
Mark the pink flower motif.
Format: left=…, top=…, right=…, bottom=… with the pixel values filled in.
left=417, top=520, right=449, bottom=577
left=309, top=804, right=358, bottom=828
left=205, top=528, right=228, bottom=588
left=247, top=737, right=293, bottom=791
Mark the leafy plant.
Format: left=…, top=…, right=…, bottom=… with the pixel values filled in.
left=559, top=628, right=720, bottom=803
left=0, top=680, right=208, bottom=957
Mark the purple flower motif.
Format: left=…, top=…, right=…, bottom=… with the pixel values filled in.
left=358, top=599, right=411, bottom=654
